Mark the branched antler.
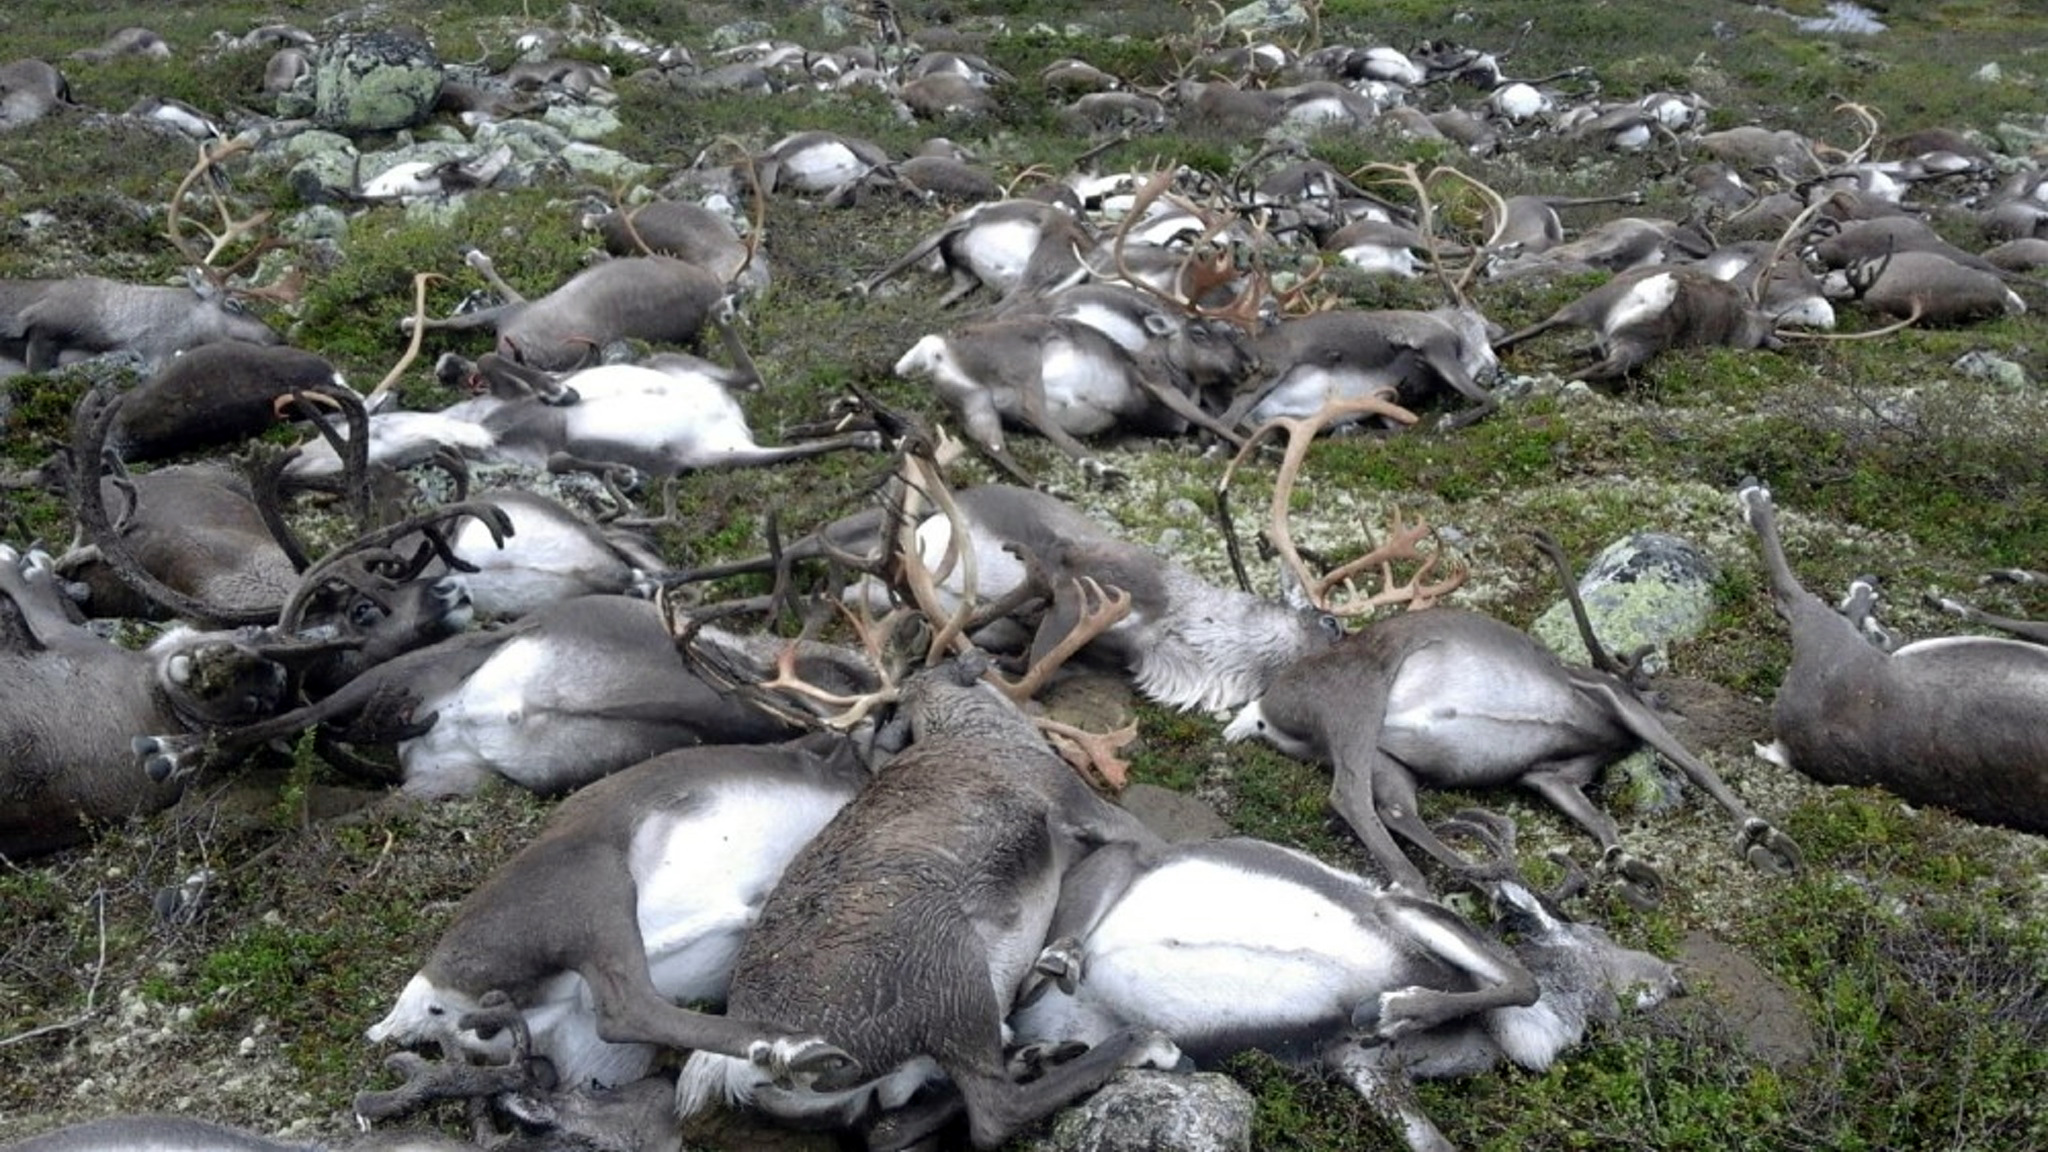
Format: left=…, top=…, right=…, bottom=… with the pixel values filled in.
left=166, top=135, right=288, bottom=285
left=1216, top=394, right=1466, bottom=614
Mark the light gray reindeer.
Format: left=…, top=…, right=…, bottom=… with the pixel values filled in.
left=1736, top=479, right=2048, bottom=834
left=288, top=352, right=877, bottom=482
left=1222, top=433, right=1798, bottom=901
left=1008, top=818, right=1684, bottom=1152
left=400, top=250, right=733, bottom=372
left=369, top=735, right=872, bottom=1093
left=0, top=272, right=281, bottom=374
left=674, top=451, right=1458, bottom=716
left=0, top=58, right=73, bottom=132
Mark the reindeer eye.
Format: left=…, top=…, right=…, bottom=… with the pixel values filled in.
left=350, top=600, right=384, bottom=627
left=428, top=1006, right=445, bottom=1016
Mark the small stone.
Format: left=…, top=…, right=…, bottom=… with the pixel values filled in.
left=559, top=142, right=651, bottom=185
left=1952, top=349, right=2029, bottom=388
left=1034, top=1069, right=1254, bottom=1152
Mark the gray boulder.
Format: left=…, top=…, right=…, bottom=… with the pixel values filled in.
left=1530, top=532, right=1719, bottom=814
left=1530, top=532, right=1718, bottom=676
left=313, top=30, right=443, bottom=132
left=1033, top=1070, right=1253, bottom=1152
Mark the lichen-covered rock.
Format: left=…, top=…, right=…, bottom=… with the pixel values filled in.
left=543, top=103, right=623, bottom=142
left=559, top=141, right=651, bottom=184
left=1530, top=532, right=1718, bottom=676
left=312, top=30, right=443, bottom=132
left=1530, top=532, right=1719, bottom=814
left=1222, top=0, right=1310, bottom=33
left=473, top=117, right=571, bottom=162
left=1033, top=1070, right=1253, bottom=1152
left=1122, top=784, right=1233, bottom=842
left=708, top=20, right=776, bottom=51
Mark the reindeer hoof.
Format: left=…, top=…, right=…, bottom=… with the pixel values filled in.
left=1007, top=1040, right=1088, bottom=1079
left=1359, top=986, right=1436, bottom=1042
left=1739, top=819, right=1803, bottom=875
left=1034, top=937, right=1086, bottom=995
left=1126, top=1030, right=1188, bottom=1072
left=134, top=735, right=180, bottom=783
left=749, top=1036, right=859, bottom=1091
left=1600, top=846, right=1664, bottom=910
left=1080, top=458, right=1127, bottom=489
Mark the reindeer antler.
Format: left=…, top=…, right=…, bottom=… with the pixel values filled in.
left=166, top=135, right=290, bottom=288
left=1216, top=394, right=1467, bottom=616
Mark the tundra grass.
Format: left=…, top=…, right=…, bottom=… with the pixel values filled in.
left=2, top=0, right=2046, bottom=1149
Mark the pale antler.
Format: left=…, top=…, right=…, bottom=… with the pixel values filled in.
left=1216, top=394, right=1466, bottom=615
left=166, top=136, right=283, bottom=282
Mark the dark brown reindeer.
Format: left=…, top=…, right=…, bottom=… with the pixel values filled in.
left=1736, top=478, right=2048, bottom=834
left=673, top=597, right=1182, bottom=1150
left=1220, top=411, right=1800, bottom=902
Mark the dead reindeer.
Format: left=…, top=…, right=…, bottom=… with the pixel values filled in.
left=288, top=352, right=877, bottom=482
left=0, top=506, right=476, bottom=858
left=388, top=591, right=891, bottom=797
left=399, top=249, right=734, bottom=372
left=1737, top=479, right=2048, bottom=834
left=1230, top=306, right=1502, bottom=431
left=673, top=596, right=1183, bottom=1150
left=752, top=130, right=894, bottom=199
left=1229, top=164, right=1506, bottom=431
left=0, top=58, right=74, bottom=132
left=893, top=313, right=1248, bottom=485
left=1824, top=249, right=2027, bottom=326
left=58, top=379, right=372, bottom=627
left=582, top=197, right=768, bottom=297
left=1484, top=191, right=1649, bottom=257
left=1693, top=242, right=1837, bottom=331
left=369, top=735, right=871, bottom=1094
left=1491, top=264, right=1781, bottom=383
left=107, top=343, right=351, bottom=462
left=1220, top=416, right=1798, bottom=902
left=0, top=544, right=288, bottom=858
left=1008, top=814, right=1684, bottom=1152
left=856, top=198, right=1094, bottom=306
left=415, top=487, right=667, bottom=620
left=0, top=136, right=289, bottom=373
left=679, top=410, right=1455, bottom=717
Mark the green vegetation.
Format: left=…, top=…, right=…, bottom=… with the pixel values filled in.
left=1, top=0, right=2044, bottom=1148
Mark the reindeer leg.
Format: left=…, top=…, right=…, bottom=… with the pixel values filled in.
left=0, top=546, right=83, bottom=650
left=1371, top=760, right=1490, bottom=877
left=949, top=1029, right=1183, bottom=1151
left=1354, top=891, right=1539, bottom=1039
left=1515, top=759, right=1665, bottom=910
left=1328, top=726, right=1433, bottom=896
left=1328, top=1043, right=1456, bottom=1152
left=1573, top=672, right=1803, bottom=877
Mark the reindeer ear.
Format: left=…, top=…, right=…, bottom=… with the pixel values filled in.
left=1492, top=881, right=1557, bottom=935
left=184, top=268, right=221, bottom=300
